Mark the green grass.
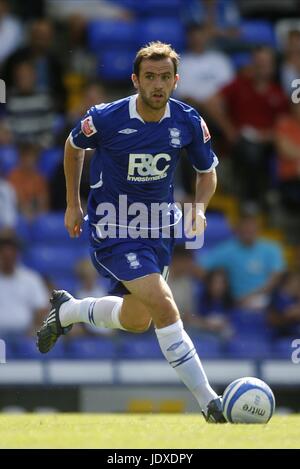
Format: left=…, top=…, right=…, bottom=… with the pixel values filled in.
left=0, top=414, right=299, bottom=449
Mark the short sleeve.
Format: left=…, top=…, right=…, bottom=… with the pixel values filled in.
left=69, top=106, right=101, bottom=150
left=185, top=108, right=219, bottom=173
left=266, top=243, right=286, bottom=274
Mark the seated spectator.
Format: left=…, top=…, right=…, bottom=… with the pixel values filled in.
left=204, top=46, right=288, bottom=204
left=3, top=18, right=66, bottom=111
left=8, top=143, right=49, bottom=220
left=0, top=230, right=49, bottom=338
left=75, top=258, right=113, bottom=336
left=6, top=60, right=56, bottom=148
left=0, top=174, right=17, bottom=229
left=0, top=0, right=23, bottom=66
left=185, top=268, right=234, bottom=339
left=267, top=271, right=300, bottom=338
left=275, top=102, right=300, bottom=213
left=280, top=29, right=300, bottom=97
left=181, top=0, right=241, bottom=50
left=168, top=245, right=200, bottom=319
left=197, top=209, right=286, bottom=309
left=176, top=23, right=235, bottom=110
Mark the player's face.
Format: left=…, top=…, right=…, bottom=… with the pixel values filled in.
left=132, top=58, right=179, bottom=110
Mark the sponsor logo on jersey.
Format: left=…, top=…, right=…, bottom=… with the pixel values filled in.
left=169, top=128, right=181, bottom=148
left=127, top=153, right=171, bottom=182
left=118, top=128, right=138, bottom=134
left=81, top=116, right=97, bottom=137
left=200, top=117, right=211, bottom=143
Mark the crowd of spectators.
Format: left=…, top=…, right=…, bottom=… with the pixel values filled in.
left=0, top=0, right=299, bottom=359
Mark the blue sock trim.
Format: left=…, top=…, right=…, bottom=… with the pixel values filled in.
left=88, top=300, right=97, bottom=326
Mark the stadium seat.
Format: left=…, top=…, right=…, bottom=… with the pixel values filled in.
left=118, top=333, right=162, bottom=359
left=16, top=215, right=31, bottom=244
left=136, top=18, right=185, bottom=51
left=38, top=147, right=63, bottom=180
left=204, top=213, right=233, bottom=248
left=230, top=52, right=252, bottom=71
left=66, top=337, right=117, bottom=359
left=189, top=333, right=223, bottom=359
left=240, top=20, right=277, bottom=47
left=29, top=213, right=89, bottom=245
left=50, top=274, right=78, bottom=295
left=87, top=20, right=136, bottom=53
left=23, top=245, right=88, bottom=276
left=13, top=337, right=65, bottom=359
left=230, top=309, right=271, bottom=340
left=0, top=145, right=18, bottom=175
left=97, top=49, right=136, bottom=81
left=272, top=338, right=295, bottom=359
left=225, top=336, right=272, bottom=359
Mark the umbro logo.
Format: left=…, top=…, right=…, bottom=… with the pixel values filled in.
left=118, top=128, right=138, bottom=134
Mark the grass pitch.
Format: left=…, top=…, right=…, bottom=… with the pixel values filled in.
left=0, top=414, right=299, bottom=449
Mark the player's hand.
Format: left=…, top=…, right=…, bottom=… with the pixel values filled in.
left=65, top=205, right=84, bottom=238
left=184, top=204, right=207, bottom=238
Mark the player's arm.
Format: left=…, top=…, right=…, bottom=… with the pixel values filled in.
left=64, top=136, right=85, bottom=238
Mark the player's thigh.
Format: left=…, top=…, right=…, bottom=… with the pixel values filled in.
left=120, top=294, right=153, bottom=332
left=122, top=273, right=180, bottom=326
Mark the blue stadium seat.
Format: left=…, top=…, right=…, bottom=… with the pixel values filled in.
left=118, top=333, right=162, bottom=359
left=23, top=245, right=88, bottom=276
left=136, top=18, right=185, bottom=51
left=38, top=147, right=63, bottom=180
left=240, top=20, right=277, bottom=47
left=16, top=215, right=31, bottom=244
left=66, top=337, right=117, bottom=359
left=13, top=337, right=65, bottom=359
left=204, top=213, right=233, bottom=248
left=272, top=338, right=294, bottom=359
left=230, top=52, right=252, bottom=71
left=50, top=274, right=78, bottom=295
left=29, top=213, right=89, bottom=245
left=87, top=20, right=136, bottom=53
left=0, top=145, right=18, bottom=175
left=230, top=309, right=271, bottom=340
left=189, top=333, right=223, bottom=359
left=226, top=337, right=272, bottom=359
left=97, top=49, right=136, bottom=81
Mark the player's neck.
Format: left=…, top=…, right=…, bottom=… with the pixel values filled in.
left=136, top=95, right=166, bottom=122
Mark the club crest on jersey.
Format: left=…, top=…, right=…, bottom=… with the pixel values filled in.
left=125, top=252, right=141, bottom=269
left=81, top=116, right=97, bottom=137
left=169, top=128, right=181, bottom=148
left=200, top=118, right=211, bottom=143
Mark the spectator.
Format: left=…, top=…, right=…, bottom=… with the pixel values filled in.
left=3, top=18, right=66, bottom=111
left=168, top=245, right=200, bottom=319
left=280, top=29, right=300, bottom=97
left=8, top=143, right=49, bottom=220
left=6, top=60, right=56, bottom=148
left=275, top=102, right=300, bottom=213
left=75, top=258, right=108, bottom=300
left=0, top=230, right=49, bottom=337
left=175, top=23, right=235, bottom=109
left=197, top=209, right=286, bottom=309
left=267, top=271, right=300, bottom=338
left=0, top=173, right=17, bottom=229
left=45, top=0, right=133, bottom=21
left=0, top=0, right=23, bottom=66
left=185, top=268, right=234, bottom=339
left=181, top=0, right=241, bottom=50
left=205, top=46, right=288, bottom=203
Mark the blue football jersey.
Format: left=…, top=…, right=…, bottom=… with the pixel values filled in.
left=70, top=94, right=218, bottom=233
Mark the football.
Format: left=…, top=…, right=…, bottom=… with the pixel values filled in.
left=222, top=377, right=275, bottom=424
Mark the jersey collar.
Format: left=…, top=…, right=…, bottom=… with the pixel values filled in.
left=129, top=94, right=170, bottom=123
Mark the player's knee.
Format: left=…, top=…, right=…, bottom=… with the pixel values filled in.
left=149, top=295, right=179, bottom=327
left=127, top=319, right=152, bottom=333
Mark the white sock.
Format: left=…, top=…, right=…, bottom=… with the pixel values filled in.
left=59, top=296, right=126, bottom=330
left=155, top=319, right=217, bottom=411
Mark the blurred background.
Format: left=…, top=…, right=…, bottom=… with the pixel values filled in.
left=0, top=0, right=300, bottom=415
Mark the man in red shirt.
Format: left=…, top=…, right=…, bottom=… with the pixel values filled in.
left=205, top=46, right=288, bottom=203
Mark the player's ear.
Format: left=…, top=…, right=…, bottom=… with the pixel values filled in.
left=131, top=73, right=139, bottom=90
left=174, top=74, right=179, bottom=90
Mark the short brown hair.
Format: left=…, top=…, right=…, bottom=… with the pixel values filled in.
left=133, top=41, right=180, bottom=76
